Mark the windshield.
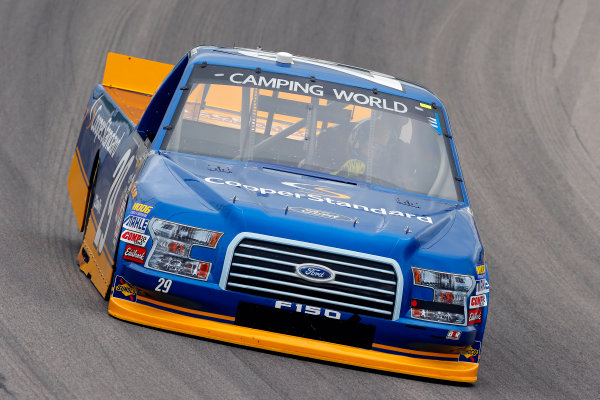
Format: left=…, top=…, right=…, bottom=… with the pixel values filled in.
left=162, top=65, right=463, bottom=201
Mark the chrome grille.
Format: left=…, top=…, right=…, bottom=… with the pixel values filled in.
left=224, top=237, right=399, bottom=319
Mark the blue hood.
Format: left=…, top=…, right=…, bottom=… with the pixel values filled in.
left=133, top=152, right=480, bottom=269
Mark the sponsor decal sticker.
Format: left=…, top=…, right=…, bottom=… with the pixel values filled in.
left=229, top=72, right=408, bottom=113
left=468, top=309, right=483, bottom=325
left=446, top=330, right=461, bottom=340
left=295, top=263, right=335, bottom=282
left=130, top=202, right=154, bottom=217
left=288, top=207, right=353, bottom=222
left=470, top=294, right=488, bottom=309
left=123, top=215, right=149, bottom=233
left=475, top=278, right=490, bottom=295
left=86, top=96, right=127, bottom=158
left=113, top=275, right=137, bottom=302
left=476, top=264, right=486, bottom=279
left=207, top=164, right=232, bottom=173
left=396, top=198, right=420, bottom=208
left=459, top=340, right=482, bottom=363
left=203, top=177, right=434, bottom=224
left=123, top=244, right=147, bottom=263
left=120, top=230, right=150, bottom=247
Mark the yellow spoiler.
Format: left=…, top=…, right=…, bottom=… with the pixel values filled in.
left=102, top=52, right=174, bottom=96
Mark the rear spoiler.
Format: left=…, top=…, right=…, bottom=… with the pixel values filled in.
left=102, top=52, right=174, bottom=95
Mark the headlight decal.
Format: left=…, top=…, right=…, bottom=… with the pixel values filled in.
left=411, top=267, right=475, bottom=326
left=144, top=218, right=223, bottom=281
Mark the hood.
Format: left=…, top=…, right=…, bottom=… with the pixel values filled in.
left=134, top=152, right=478, bottom=261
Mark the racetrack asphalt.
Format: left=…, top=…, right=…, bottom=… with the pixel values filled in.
left=0, top=1, right=598, bottom=399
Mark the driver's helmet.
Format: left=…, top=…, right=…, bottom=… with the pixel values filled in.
left=347, top=111, right=409, bottom=159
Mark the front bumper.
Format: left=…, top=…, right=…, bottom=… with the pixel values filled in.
left=109, top=295, right=479, bottom=382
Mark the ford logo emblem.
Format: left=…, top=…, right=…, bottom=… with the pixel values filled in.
left=296, top=263, right=335, bottom=282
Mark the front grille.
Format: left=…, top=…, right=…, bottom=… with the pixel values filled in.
left=224, top=237, right=399, bottom=319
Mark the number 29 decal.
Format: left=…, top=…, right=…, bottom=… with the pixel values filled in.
left=155, top=277, right=172, bottom=293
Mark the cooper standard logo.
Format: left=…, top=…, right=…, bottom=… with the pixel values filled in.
left=203, top=177, right=435, bottom=224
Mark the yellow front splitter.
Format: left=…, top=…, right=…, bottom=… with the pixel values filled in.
left=108, top=296, right=478, bottom=382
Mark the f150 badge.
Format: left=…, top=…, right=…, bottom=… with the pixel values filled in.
left=275, top=300, right=341, bottom=319
left=296, top=263, right=335, bottom=282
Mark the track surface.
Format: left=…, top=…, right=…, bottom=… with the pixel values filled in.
left=1, top=1, right=598, bottom=398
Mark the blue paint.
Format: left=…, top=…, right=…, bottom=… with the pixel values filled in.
left=72, top=47, right=488, bottom=364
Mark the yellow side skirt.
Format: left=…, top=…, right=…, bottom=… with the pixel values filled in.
left=108, top=297, right=478, bottom=382
left=77, top=213, right=114, bottom=298
left=67, top=148, right=90, bottom=231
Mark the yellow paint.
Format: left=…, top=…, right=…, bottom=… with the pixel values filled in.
left=89, top=212, right=115, bottom=266
left=371, top=343, right=458, bottom=359
left=311, top=187, right=350, bottom=200
left=102, top=52, right=173, bottom=96
left=137, top=296, right=235, bottom=322
left=108, top=297, right=479, bottom=382
left=476, top=265, right=486, bottom=275
left=459, top=346, right=479, bottom=358
left=78, top=213, right=114, bottom=298
left=67, top=148, right=90, bottom=231
left=419, top=102, right=432, bottom=109
left=115, top=281, right=136, bottom=298
left=131, top=203, right=153, bottom=214
left=104, top=87, right=152, bottom=124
